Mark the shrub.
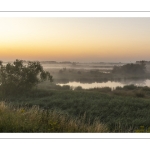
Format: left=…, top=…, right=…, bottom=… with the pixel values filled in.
left=142, top=86, right=150, bottom=91
left=123, top=84, right=137, bottom=90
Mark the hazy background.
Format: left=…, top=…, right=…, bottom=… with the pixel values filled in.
left=0, top=17, right=150, bottom=62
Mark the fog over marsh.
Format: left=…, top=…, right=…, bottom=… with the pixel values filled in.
left=31, top=61, right=150, bottom=89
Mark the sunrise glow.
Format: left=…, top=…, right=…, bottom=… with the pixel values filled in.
left=1, top=17, right=150, bottom=62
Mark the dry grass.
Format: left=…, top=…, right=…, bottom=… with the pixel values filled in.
left=0, top=101, right=108, bottom=133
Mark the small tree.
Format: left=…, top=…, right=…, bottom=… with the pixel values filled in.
left=0, top=59, right=53, bottom=96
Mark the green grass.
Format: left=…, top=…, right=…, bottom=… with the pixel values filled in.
left=2, top=85, right=150, bottom=132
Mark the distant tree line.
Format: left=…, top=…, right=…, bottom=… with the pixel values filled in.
left=112, top=63, right=146, bottom=75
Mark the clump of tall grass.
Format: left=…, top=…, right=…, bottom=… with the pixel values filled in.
left=134, top=126, right=150, bottom=133
left=0, top=101, right=107, bottom=132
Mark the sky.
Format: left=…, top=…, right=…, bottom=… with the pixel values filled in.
left=0, top=17, right=150, bottom=62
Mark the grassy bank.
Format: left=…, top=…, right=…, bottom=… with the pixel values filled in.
left=0, top=101, right=107, bottom=132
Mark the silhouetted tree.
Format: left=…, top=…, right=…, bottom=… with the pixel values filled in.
left=0, top=59, right=53, bottom=96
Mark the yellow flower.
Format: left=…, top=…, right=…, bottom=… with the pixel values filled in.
left=20, top=109, right=25, bottom=113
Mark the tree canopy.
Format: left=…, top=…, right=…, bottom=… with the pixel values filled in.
left=0, top=59, right=53, bottom=95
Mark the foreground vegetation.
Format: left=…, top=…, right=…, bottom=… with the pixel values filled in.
left=0, top=101, right=107, bottom=132
left=1, top=84, right=150, bottom=132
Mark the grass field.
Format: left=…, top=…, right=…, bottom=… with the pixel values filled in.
left=1, top=84, right=150, bottom=132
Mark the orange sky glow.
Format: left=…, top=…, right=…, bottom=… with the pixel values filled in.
left=1, top=17, right=150, bottom=62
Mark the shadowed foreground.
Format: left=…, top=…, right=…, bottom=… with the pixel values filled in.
left=0, top=101, right=107, bottom=132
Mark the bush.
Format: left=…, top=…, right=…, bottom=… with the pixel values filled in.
left=142, top=86, right=150, bottom=91
left=123, top=84, right=137, bottom=90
